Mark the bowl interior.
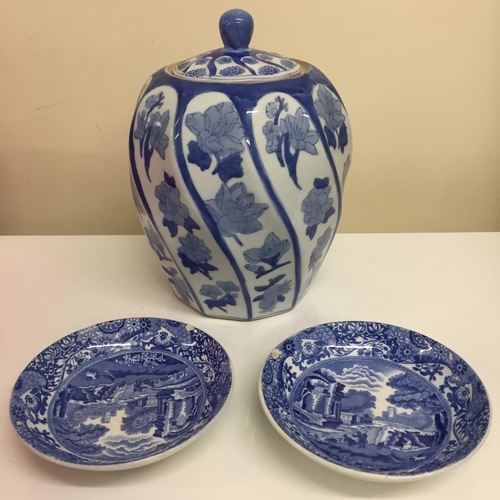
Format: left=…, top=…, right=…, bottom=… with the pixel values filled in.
left=10, top=318, right=232, bottom=469
left=260, top=321, right=490, bottom=479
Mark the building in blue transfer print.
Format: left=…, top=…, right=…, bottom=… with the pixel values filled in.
left=297, top=373, right=346, bottom=427
left=351, top=414, right=373, bottom=425
left=382, top=406, right=396, bottom=420
left=378, top=406, right=419, bottom=428
left=296, top=372, right=376, bottom=428
left=153, top=379, right=204, bottom=438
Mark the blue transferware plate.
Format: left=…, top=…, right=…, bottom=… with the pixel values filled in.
left=260, top=321, right=491, bottom=482
left=10, top=318, right=233, bottom=470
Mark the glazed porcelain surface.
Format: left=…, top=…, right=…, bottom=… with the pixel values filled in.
left=129, top=9, right=353, bottom=320
left=9, top=318, right=232, bottom=470
left=259, top=321, right=490, bottom=482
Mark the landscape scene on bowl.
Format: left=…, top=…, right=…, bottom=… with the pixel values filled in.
left=51, top=352, right=206, bottom=464
left=291, top=359, right=450, bottom=472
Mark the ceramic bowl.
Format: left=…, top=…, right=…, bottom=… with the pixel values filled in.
left=259, top=321, right=490, bottom=482
left=10, top=318, right=233, bottom=470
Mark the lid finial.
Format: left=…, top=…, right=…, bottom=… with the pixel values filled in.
left=219, top=9, right=254, bottom=50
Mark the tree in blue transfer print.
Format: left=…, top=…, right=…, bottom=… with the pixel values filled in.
left=205, top=182, right=268, bottom=246
left=155, top=172, right=200, bottom=237
left=162, top=267, right=192, bottom=304
left=301, top=178, right=335, bottom=240
left=243, top=232, right=291, bottom=278
left=314, top=85, right=348, bottom=153
left=121, top=406, right=156, bottom=435
left=134, top=92, right=170, bottom=180
left=341, top=389, right=376, bottom=415
left=386, top=373, right=444, bottom=414
left=386, top=372, right=448, bottom=442
left=253, top=274, right=292, bottom=313
left=262, top=96, right=319, bottom=189
left=200, top=281, right=240, bottom=312
left=177, top=233, right=218, bottom=280
left=53, top=416, right=108, bottom=455
left=185, top=102, right=245, bottom=183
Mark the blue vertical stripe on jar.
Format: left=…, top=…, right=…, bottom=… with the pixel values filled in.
left=173, top=94, right=254, bottom=320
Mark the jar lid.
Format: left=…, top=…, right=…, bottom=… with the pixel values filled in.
left=172, top=9, right=301, bottom=82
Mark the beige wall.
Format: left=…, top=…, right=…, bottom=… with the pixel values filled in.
left=1, top=0, right=499, bottom=235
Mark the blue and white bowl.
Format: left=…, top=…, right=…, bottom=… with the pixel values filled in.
left=129, top=9, right=353, bottom=320
left=10, top=318, right=233, bottom=470
left=260, top=321, right=491, bottom=482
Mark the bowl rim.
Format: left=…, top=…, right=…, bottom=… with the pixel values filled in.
left=258, top=320, right=492, bottom=482
left=10, top=317, right=235, bottom=471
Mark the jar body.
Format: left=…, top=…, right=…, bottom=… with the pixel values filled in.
left=129, top=66, right=352, bottom=320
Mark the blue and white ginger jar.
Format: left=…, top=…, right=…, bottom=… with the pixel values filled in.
left=129, top=9, right=353, bottom=320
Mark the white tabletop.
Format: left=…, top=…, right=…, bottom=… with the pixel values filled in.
left=0, top=233, right=499, bottom=499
